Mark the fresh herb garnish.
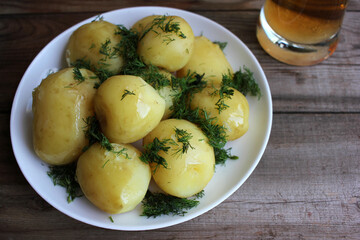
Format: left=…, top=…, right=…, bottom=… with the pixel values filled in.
left=230, top=67, right=261, bottom=99
left=47, top=162, right=83, bottom=203
left=213, top=41, right=228, bottom=51
left=109, top=216, right=114, bottom=223
left=92, top=15, right=104, bottom=22
left=72, top=67, right=85, bottom=84
left=141, top=190, right=204, bottom=218
left=121, top=89, right=135, bottom=100
left=140, top=138, right=176, bottom=172
left=82, top=116, right=130, bottom=159
left=174, top=128, right=194, bottom=154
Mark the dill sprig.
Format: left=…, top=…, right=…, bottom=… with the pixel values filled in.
left=139, top=15, right=186, bottom=42
left=140, top=138, right=176, bottom=172
left=174, top=128, right=194, bottom=154
left=47, top=162, right=83, bottom=203
left=72, top=67, right=85, bottom=84
left=121, top=89, right=135, bottom=100
left=211, top=78, right=235, bottom=114
left=141, top=190, right=204, bottom=218
left=82, top=116, right=130, bottom=159
left=213, top=41, right=228, bottom=51
left=230, top=67, right=261, bottom=99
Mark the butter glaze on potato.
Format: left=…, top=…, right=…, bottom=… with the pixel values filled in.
left=94, top=75, right=165, bottom=144
left=143, top=119, right=215, bottom=198
left=32, top=68, right=99, bottom=165
left=76, top=143, right=151, bottom=214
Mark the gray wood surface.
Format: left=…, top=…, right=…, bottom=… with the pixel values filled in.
left=1, top=0, right=359, bottom=239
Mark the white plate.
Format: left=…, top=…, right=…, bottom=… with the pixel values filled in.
left=10, top=6, right=272, bottom=231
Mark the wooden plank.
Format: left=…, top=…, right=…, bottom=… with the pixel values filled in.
left=2, top=113, right=359, bottom=239
left=0, top=0, right=359, bottom=15
left=1, top=11, right=360, bottom=114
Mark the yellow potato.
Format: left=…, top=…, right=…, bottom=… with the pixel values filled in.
left=66, top=20, right=123, bottom=75
left=143, top=119, right=215, bottom=198
left=135, top=15, right=194, bottom=72
left=190, top=87, right=249, bottom=141
left=177, top=36, right=233, bottom=86
left=32, top=68, right=99, bottom=165
left=76, top=143, right=151, bottom=214
left=94, top=75, right=165, bottom=144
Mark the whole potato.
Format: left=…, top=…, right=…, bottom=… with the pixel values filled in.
left=66, top=20, right=123, bottom=75
left=76, top=142, right=151, bottom=214
left=190, top=87, right=249, bottom=141
left=143, top=119, right=215, bottom=198
left=135, top=15, right=194, bottom=72
left=177, top=36, right=233, bottom=86
left=94, top=75, right=165, bottom=144
left=32, top=68, right=99, bottom=165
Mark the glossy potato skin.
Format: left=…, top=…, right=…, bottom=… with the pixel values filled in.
left=190, top=87, right=249, bottom=141
left=143, top=119, right=215, bottom=198
left=94, top=75, right=165, bottom=144
left=32, top=68, right=98, bottom=165
left=66, top=20, right=123, bottom=74
left=76, top=143, right=151, bottom=214
left=177, top=36, right=233, bottom=86
left=135, top=15, right=195, bottom=72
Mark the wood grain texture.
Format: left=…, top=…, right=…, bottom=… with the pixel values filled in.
left=1, top=113, right=359, bottom=239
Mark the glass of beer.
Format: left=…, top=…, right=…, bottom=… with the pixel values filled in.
left=256, top=0, right=348, bottom=66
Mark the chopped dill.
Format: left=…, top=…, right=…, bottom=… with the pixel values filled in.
left=82, top=116, right=130, bottom=159
left=47, top=162, right=83, bottom=203
left=140, top=138, right=176, bottom=172
left=102, top=159, right=110, bottom=168
left=109, top=216, right=114, bottom=223
left=121, top=89, right=135, bottom=100
left=141, top=190, right=204, bottom=218
left=72, top=67, right=85, bottom=84
left=230, top=67, right=261, bottom=99
left=213, top=41, right=228, bottom=51
left=139, top=15, right=186, bottom=42
left=211, top=76, right=235, bottom=114
left=174, top=128, right=194, bottom=154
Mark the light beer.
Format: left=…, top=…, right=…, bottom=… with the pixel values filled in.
left=256, top=0, right=347, bottom=65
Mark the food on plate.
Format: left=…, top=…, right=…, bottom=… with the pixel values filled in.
left=190, top=86, right=249, bottom=141
left=134, top=15, right=195, bottom=72
left=32, top=67, right=99, bottom=165
left=94, top=75, right=165, bottom=144
left=66, top=20, right=123, bottom=75
left=76, top=142, right=151, bottom=214
left=143, top=119, right=215, bottom=198
left=177, top=36, right=233, bottom=86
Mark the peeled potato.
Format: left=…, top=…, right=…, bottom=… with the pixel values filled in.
left=66, top=20, right=123, bottom=75
left=143, top=119, right=215, bottom=198
left=177, top=36, right=233, bottom=86
left=135, top=15, right=194, bottom=72
left=190, top=87, right=249, bottom=141
left=76, top=143, right=151, bottom=214
left=32, top=68, right=99, bottom=165
left=94, top=75, right=165, bottom=144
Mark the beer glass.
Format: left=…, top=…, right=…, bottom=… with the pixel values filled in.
left=256, top=0, right=348, bottom=66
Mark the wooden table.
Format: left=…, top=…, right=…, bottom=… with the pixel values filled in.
left=1, top=0, right=359, bottom=239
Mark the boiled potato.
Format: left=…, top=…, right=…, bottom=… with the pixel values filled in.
left=190, top=87, right=249, bottom=141
left=94, top=75, right=165, bottom=144
left=66, top=20, right=123, bottom=75
left=177, top=36, right=233, bottom=86
left=135, top=15, right=194, bottom=72
left=76, top=142, right=151, bottom=214
left=143, top=119, right=215, bottom=198
left=32, top=68, right=99, bottom=165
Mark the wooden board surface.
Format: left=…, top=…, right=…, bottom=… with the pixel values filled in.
left=1, top=0, right=359, bottom=239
